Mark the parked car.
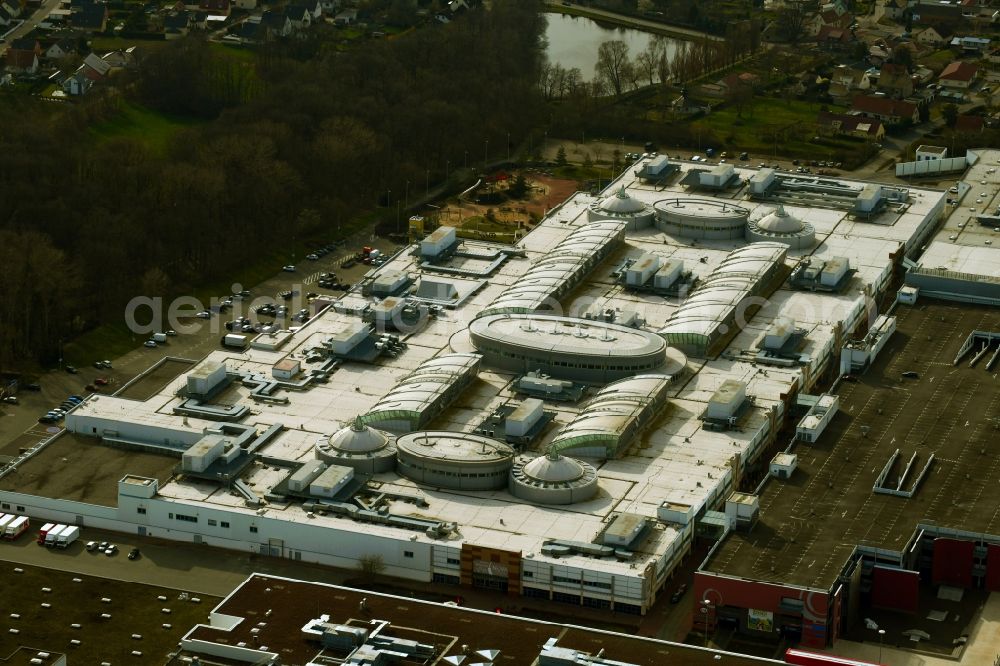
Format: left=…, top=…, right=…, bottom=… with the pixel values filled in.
left=86, top=541, right=99, bottom=551
left=38, top=416, right=56, bottom=424
left=901, top=371, right=920, bottom=379
left=104, top=544, right=118, bottom=556
left=128, top=547, right=141, bottom=560
left=306, top=253, right=319, bottom=261
left=195, top=311, right=211, bottom=319
left=3, top=396, right=18, bottom=405
left=282, top=265, right=296, bottom=272
left=24, top=383, right=41, bottom=391
left=65, top=365, right=78, bottom=374
left=166, top=330, right=177, bottom=336
left=144, top=340, right=157, bottom=348
left=94, top=378, right=109, bottom=386
left=670, top=583, right=688, bottom=603
left=841, top=374, right=858, bottom=382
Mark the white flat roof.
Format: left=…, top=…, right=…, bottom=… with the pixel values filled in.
left=64, top=155, right=951, bottom=577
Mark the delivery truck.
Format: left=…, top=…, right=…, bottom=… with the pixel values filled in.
left=0, top=514, right=14, bottom=533
left=221, top=333, right=248, bottom=348
left=2, top=515, right=29, bottom=540
left=152, top=332, right=168, bottom=343
left=37, top=522, right=55, bottom=545
left=45, top=524, right=68, bottom=547
left=55, top=525, right=80, bottom=548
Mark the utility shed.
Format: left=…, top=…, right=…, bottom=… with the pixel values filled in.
left=625, top=254, right=660, bottom=286
left=289, top=461, right=327, bottom=492
left=187, top=361, right=226, bottom=396
left=272, top=359, right=300, bottom=380
left=182, top=434, right=227, bottom=473
left=602, top=513, right=648, bottom=549
left=706, top=380, right=746, bottom=420
left=309, top=465, right=354, bottom=498
left=505, top=399, right=543, bottom=437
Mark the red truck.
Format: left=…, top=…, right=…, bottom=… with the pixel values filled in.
left=36, top=522, right=56, bottom=545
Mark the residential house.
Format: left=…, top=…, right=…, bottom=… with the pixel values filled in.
left=236, top=19, right=270, bottom=43
left=913, top=26, right=948, bottom=48
left=261, top=10, right=291, bottom=36
left=718, top=71, right=759, bottom=94
left=911, top=4, right=964, bottom=34
left=828, top=65, right=871, bottom=102
left=868, top=43, right=891, bottom=66
left=61, top=70, right=92, bottom=95
left=806, top=8, right=853, bottom=37
left=71, top=2, right=108, bottom=32
left=852, top=94, right=920, bottom=124
left=938, top=60, right=978, bottom=88
left=817, top=111, right=886, bottom=142
left=9, top=38, right=43, bottom=57
left=333, top=7, right=355, bottom=25
left=4, top=49, right=39, bottom=74
left=163, top=11, right=191, bottom=38
left=82, top=51, right=111, bottom=78
left=198, top=0, right=229, bottom=16
left=284, top=4, right=310, bottom=29
left=877, top=62, right=914, bottom=98
left=101, top=47, right=138, bottom=70
left=950, top=36, right=990, bottom=52
left=955, top=114, right=985, bottom=132
left=299, top=0, right=320, bottom=20
left=45, top=38, right=78, bottom=60
left=817, top=25, right=853, bottom=50
left=915, top=145, right=947, bottom=160
left=1, top=0, right=20, bottom=18
left=874, top=0, right=908, bottom=20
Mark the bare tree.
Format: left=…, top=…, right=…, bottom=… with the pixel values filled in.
left=357, top=554, right=386, bottom=579
left=595, top=40, right=631, bottom=97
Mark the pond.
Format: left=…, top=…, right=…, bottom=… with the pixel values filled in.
left=543, top=12, right=683, bottom=79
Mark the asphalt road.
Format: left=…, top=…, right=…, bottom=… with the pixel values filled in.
left=0, top=0, right=61, bottom=55
left=0, top=525, right=351, bottom=598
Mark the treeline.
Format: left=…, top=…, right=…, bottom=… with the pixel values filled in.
left=0, top=0, right=546, bottom=369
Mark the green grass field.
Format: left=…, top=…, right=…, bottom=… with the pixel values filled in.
left=692, top=97, right=869, bottom=161
left=89, top=101, right=202, bottom=156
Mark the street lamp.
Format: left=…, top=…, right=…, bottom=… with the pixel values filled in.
left=506, top=132, right=511, bottom=162
left=701, top=599, right=713, bottom=648
left=878, top=628, right=885, bottom=663
left=484, top=139, right=489, bottom=170
left=405, top=180, right=409, bottom=209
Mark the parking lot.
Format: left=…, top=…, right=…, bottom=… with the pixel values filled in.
left=0, top=235, right=401, bottom=451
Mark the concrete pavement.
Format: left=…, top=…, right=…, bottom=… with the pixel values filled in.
left=0, top=0, right=61, bottom=56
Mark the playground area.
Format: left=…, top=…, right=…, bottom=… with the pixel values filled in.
left=423, top=170, right=579, bottom=243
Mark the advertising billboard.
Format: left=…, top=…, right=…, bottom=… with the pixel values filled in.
left=747, top=608, right=774, bottom=632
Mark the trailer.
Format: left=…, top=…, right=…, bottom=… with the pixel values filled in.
left=0, top=514, right=14, bottom=533
left=2, top=515, right=29, bottom=540
left=37, top=522, right=55, bottom=545
left=55, top=525, right=80, bottom=548
left=45, top=524, right=68, bottom=547
left=221, top=333, right=248, bottom=349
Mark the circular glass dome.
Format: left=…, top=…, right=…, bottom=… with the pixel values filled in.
left=757, top=205, right=803, bottom=234
left=522, top=450, right=586, bottom=483
left=329, top=416, right=388, bottom=453
left=598, top=186, right=647, bottom=215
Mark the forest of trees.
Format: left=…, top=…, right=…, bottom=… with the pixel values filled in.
left=0, top=0, right=546, bottom=370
